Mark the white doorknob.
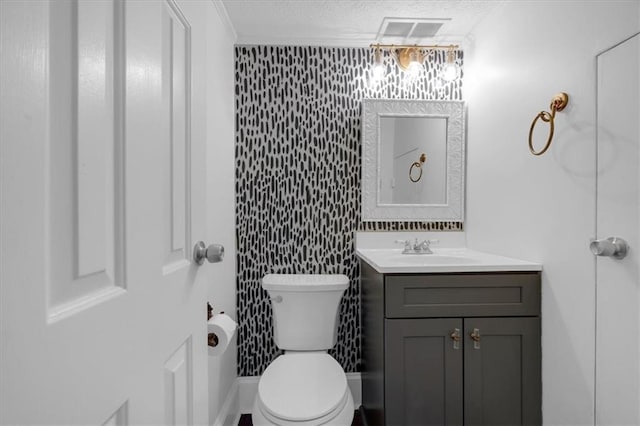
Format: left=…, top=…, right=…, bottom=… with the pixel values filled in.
left=590, top=237, right=628, bottom=259
left=193, top=241, right=224, bottom=265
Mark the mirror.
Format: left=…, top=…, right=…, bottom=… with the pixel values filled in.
left=361, top=99, right=466, bottom=222
left=379, top=116, right=448, bottom=205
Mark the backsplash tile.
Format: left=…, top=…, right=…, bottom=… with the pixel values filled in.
left=235, top=45, right=463, bottom=376
left=359, top=221, right=463, bottom=231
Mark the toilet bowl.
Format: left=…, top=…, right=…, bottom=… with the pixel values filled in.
left=251, top=353, right=354, bottom=426
left=251, top=274, right=354, bottom=426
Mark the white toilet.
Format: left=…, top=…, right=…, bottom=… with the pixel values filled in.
left=251, top=274, right=354, bottom=426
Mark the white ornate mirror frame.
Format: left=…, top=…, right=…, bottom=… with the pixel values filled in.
left=361, top=98, right=466, bottom=222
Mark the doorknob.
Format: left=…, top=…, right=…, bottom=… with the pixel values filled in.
left=590, top=237, right=628, bottom=259
left=193, top=241, right=224, bottom=265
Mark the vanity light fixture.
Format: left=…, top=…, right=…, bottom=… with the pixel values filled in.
left=370, top=43, right=461, bottom=82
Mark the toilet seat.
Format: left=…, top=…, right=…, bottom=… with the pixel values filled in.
left=257, top=391, right=349, bottom=426
left=257, top=353, right=349, bottom=424
left=252, top=388, right=354, bottom=426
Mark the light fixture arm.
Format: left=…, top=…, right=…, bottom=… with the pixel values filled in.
left=370, top=43, right=459, bottom=50
left=446, top=45, right=457, bottom=63
left=373, top=44, right=382, bottom=62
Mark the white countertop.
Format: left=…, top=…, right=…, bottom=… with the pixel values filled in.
left=356, top=247, right=542, bottom=274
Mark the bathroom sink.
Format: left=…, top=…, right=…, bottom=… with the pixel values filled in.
left=355, top=248, right=542, bottom=273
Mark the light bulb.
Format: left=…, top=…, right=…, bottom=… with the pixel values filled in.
left=406, top=61, right=423, bottom=78
left=441, top=47, right=461, bottom=81
left=370, top=48, right=386, bottom=82
left=441, top=62, right=461, bottom=81
left=405, top=49, right=423, bottom=78
left=372, top=62, right=386, bottom=80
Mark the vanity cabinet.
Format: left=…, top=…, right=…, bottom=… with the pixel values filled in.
left=360, top=262, right=542, bottom=426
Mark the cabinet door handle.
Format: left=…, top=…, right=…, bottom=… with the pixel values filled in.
left=470, top=328, right=481, bottom=349
left=450, top=328, right=461, bottom=350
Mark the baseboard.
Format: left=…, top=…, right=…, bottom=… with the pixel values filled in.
left=237, top=376, right=259, bottom=414
left=358, top=405, right=369, bottom=426
left=347, top=372, right=362, bottom=408
left=212, top=379, right=240, bottom=426
left=238, top=372, right=362, bottom=414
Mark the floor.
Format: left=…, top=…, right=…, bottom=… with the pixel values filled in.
left=238, top=409, right=364, bottom=425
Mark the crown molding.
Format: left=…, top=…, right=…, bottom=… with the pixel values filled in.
left=210, top=0, right=237, bottom=41
left=234, top=34, right=472, bottom=50
left=234, top=34, right=375, bottom=48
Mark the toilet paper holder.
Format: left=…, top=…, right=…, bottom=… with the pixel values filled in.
left=207, top=302, right=219, bottom=348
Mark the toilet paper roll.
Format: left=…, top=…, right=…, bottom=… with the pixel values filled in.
left=207, top=313, right=237, bottom=356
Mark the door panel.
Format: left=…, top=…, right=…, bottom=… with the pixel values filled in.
left=0, top=0, right=208, bottom=423
left=162, top=0, right=191, bottom=273
left=595, top=33, right=640, bottom=425
left=464, top=317, right=541, bottom=426
left=164, top=337, right=193, bottom=425
left=385, top=318, right=463, bottom=426
left=48, top=0, right=126, bottom=320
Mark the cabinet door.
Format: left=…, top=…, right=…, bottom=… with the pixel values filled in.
left=385, top=318, right=463, bottom=426
left=464, top=317, right=541, bottom=426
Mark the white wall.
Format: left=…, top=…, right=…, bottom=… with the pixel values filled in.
left=204, top=2, right=237, bottom=425
left=465, top=2, right=640, bottom=425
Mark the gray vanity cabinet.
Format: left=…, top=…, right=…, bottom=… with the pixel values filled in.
left=360, top=262, right=542, bottom=426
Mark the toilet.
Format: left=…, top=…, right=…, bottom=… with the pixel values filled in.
left=251, top=274, right=354, bottom=426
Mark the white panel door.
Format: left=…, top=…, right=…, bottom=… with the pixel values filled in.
left=0, top=0, right=210, bottom=424
left=595, top=33, right=640, bottom=426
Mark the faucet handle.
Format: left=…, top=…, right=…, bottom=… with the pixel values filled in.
left=395, top=239, right=412, bottom=251
left=417, top=238, right=439, bottom=247
left=412, top=238, right=437, bottom=254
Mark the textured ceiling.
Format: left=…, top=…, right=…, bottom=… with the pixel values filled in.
left=221, top=0, right=502, bottom=47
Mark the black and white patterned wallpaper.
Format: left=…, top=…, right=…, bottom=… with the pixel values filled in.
left=235, top=45, right=463, bottom=376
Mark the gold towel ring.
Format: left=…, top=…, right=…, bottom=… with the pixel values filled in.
left=409, top=153, right=427, bottom=183
left=528, top=92, right=569, bottom=156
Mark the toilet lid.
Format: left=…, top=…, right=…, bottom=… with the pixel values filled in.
left=258, top=353, right=348, bottom=422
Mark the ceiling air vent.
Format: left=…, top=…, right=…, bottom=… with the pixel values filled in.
left=377, top=18, right=451, bottom=43
left=383, top=22, right=415, bottom=38
left=411, top=22, right=444, bottom=38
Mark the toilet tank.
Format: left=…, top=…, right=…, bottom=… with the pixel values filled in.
left=262, top=274, right=349, bottom=351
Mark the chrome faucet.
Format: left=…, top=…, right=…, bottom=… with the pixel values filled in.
left=396, top=239, right=413, bottom=253
left=395, top=238, right=439, bottom=254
